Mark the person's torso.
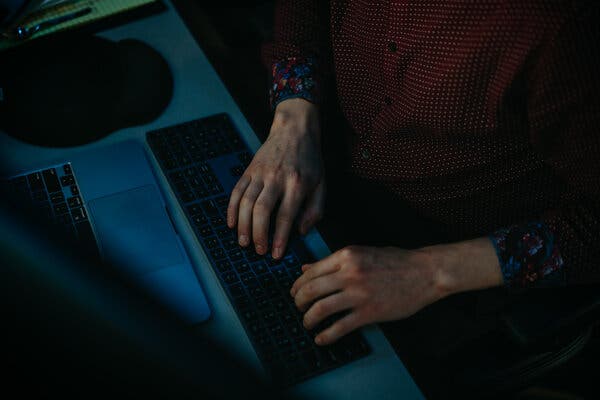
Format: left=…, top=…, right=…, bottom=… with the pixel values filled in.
left=329, top=0, right=571, bottom=237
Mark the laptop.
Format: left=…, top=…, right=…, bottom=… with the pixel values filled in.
left=2, top=112, right=371, bottom=387
left=3, top=139, right=211, bottom=324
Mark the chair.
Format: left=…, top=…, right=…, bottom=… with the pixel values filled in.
left=455, top=285, right=600, bottom=398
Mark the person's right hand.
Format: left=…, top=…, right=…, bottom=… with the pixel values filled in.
left=227, top=98, right=325, bottom=260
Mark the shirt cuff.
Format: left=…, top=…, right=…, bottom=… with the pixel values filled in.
left=489, top=222, right=565, bottom=288
left=270, top=57, right=318, bottom=110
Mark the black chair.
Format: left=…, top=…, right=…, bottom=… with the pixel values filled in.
left=454, top=286, right=600, bottom=398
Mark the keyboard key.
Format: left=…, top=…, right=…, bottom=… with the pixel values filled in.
left=258, top=273, right=275, bottom=287
left=180, top=191, right=195, bottom=203
left=42, top=168, right=61, bottom=193
left=60, top=175, right=75, bottom=187
left=235, top=295, right=252, bottom=310
left=53, top=202, right=68, bottom=215
left=210, top=216, right=225, bottom=227
left=27, top=172, right=45, bottom=191
left=234, top=262, right=251, bottom=274
left=210, top=247, right=225, bottom=260
left=194, top=188, right=208, bottom=198
left=204, top=237, right=219, bottom=249
left=208, top=183, right=224, bottom=195
left=229, top=249, right=244, bottom=262
left=32, top=190, right=48, bottom=203
left=71, top=207, right=87, bottom=223
left=229, top=283, right=245, bottom=298
left=203, top=172, right=217, bottom=184
left=222, top=271, right=238, bottom=285
left=56, top=213, right=73, bottom=226
left=201, top=200, right=219, bottom=216
left=240, top=273, right=257, bottom=286
left=198, top=225, right=213, bottom=237
left=230, top=165, right=245, bottom=177
left=50, top=192, right=65, bottom=204
left=251, top=261, right=268, bottom=275
left=168, top=170, right=185, bottom=182
left=216, top=260, right=232, bottom=272
left=191, top=214, right=208, bottom=226
left=249, top=285, right=264, bottom=298
left=222, top=237, right=239, bottom=251
left=284, top=255, right=300, bottom=268
left=187, top=203, right=203, bottom=215
left=67, top=196, right=82, bottom=209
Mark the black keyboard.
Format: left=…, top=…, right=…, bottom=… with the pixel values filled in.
left=3, top=163, right=98, bottom=255
left=147, top=113, right=370, bottom=386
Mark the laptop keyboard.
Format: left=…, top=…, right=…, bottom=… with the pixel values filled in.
left=3, top=163, right=97, bottom=255
left=147, top=113, right=370, bottom=386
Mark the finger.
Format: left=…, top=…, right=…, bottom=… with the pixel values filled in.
left=301, top=263, right=312, bottom=273
left=315, top=312, right=363, bottom=346
left=252, top=185, right=281, bottom=255
left=271, top=185, right=305, bottom=259
left=303, top=291, right=352, bottom=330
left=290, top=256, right=340, bottom=297
left=294, top=272, right=345, bottom=312
left=227, top=175, right=251, bottom=228
left=237, top=181, right=264, bottom=247
left=299, top=179, right=325, bottom=235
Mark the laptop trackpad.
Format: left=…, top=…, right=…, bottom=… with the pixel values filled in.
left=88, top=185, right=183, bottom=275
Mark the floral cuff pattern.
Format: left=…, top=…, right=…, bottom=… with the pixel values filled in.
left=490, top=222, right=565, bottom=288
left=270, top=57, right=318, bottom=110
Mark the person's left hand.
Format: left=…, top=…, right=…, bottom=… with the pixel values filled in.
left=290, top=245, right=447, bottom=345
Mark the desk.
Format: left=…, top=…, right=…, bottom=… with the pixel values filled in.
left=0, top=1, right=423, bottom=398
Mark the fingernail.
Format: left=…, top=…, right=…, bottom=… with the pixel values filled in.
left=272, top=246, right=281, bottom=259
left=255, top=243, right=264, bottom=254
left=315, top=336, right=323, bottom=345
left=290, top=287, right=295, bottom=297
left=238, top=235, right=249, bottom=246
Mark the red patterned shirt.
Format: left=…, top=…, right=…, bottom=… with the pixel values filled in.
left=265, top=1, right=600, bottom=288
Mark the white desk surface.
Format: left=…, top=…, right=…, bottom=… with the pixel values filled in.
left=0, top=1, right=424, bottom=399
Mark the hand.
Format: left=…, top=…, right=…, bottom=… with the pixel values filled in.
left=291, top=239, right=503, bottom=345
left=227, top=98, right=325, bottom=259
left=290, top=246, right=443, bottom=345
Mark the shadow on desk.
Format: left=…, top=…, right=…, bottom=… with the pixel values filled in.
left=0, top=202, right=289, bottom=399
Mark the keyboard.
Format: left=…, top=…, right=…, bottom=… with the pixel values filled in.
left=147, top=113, right=370, bottom=386
left=3, top=163, right=98, bottom=255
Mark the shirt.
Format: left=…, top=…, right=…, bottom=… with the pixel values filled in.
left=265, top=0, right=600, bottom=288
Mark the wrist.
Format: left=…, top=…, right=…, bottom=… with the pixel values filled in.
left=421, top=238, right=504, bottom=299
left=272, top=98, right=320, bottom=140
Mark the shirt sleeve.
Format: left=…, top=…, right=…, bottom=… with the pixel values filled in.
left=264, top=0, right=331, bottom=110
left=490, top=222, right=565, bottom=288
left=270, top=57, right=318, bottom=109
left=489, top=4, right=600, bottom=288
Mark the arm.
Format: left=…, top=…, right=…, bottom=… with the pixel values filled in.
left=291, top=5, right=600, bottom=345
left=228, top=1, right=330, bottom=259
left=490, top=4, right=600, bottom=288
left=290, top=240, right=502, bottom=346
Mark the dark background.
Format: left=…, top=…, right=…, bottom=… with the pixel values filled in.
left=172, top=1, right=275, bottom=142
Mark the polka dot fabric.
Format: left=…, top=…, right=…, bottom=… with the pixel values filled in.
left=265, top=1, right=600, bottom=287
